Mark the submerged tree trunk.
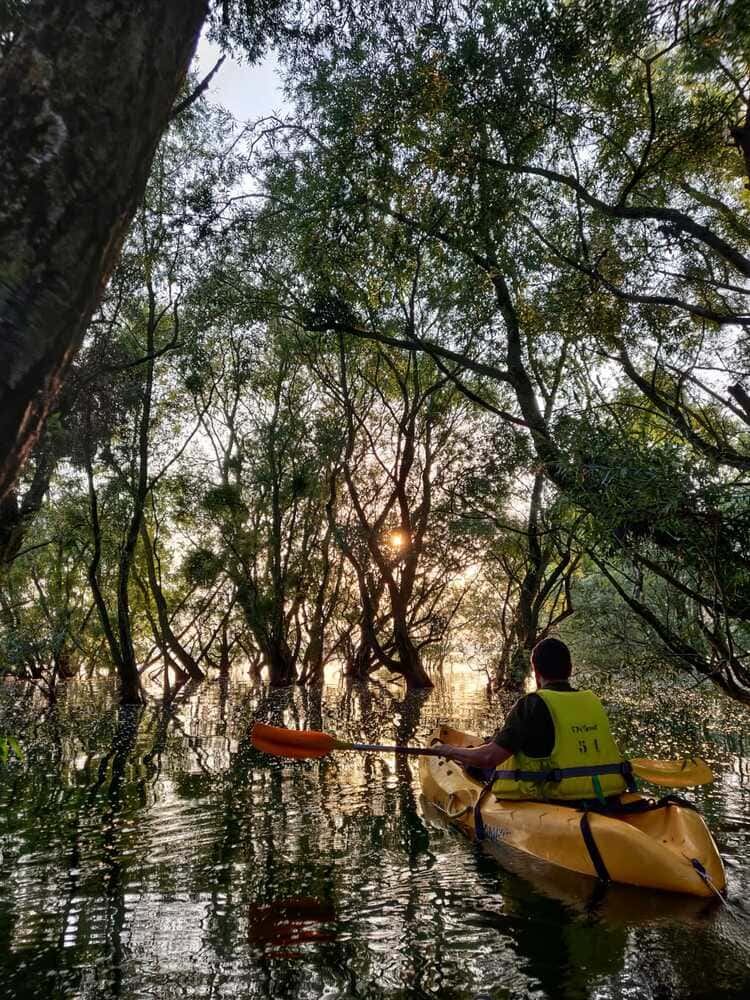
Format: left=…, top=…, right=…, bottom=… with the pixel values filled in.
left=218, top=625, right=231, bottom=679
left=262, top=637, right=297, bottom=688
left=0, top=0, right=208, bottom=501
left=392, top=623, right=434, bottom=690
left=496, top=585, right=538, bottom=692
left=344, top=632, right=375, bottom=684
left=236, top=581, right=298, bottom=686
left=505, top=644, right=532, bottom=690
left=297, top=621, right=325, bottom=686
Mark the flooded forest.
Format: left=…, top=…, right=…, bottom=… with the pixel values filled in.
left=1, top=3, right=750, bottom=999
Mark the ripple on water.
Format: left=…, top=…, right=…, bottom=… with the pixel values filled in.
left=142, top=796, right=222, bottom=867
left=0, top=681, right=749, bottom=1000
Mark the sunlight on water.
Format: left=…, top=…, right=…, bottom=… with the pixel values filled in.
left=0, top=675, right=748, bottom=1000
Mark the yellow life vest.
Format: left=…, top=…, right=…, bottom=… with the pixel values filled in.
left=492, top=689, right=629, bottom=801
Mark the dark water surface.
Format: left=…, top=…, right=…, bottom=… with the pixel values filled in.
left=1, top=675, right=749, bottom=1000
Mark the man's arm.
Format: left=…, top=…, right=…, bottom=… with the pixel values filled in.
left=431, top=693, right=529, bottom=768
left=433, top=740, right=512, bottom=769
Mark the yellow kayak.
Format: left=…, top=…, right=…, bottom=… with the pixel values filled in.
left=419, top=726, right=726, bottom=898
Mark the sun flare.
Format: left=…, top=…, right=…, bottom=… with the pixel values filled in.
left=389, top=530, right=406, bottom=549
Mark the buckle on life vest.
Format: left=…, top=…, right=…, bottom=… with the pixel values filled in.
left=548, top=768, right=563, bottom=783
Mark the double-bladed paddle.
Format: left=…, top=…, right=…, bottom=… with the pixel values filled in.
left=250, top=723, right=714, bottom=787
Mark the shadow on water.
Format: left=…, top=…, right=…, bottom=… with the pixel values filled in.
left=0, top=678, right=749, bottom=1000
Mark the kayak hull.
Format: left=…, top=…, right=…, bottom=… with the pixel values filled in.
left=419, top=726, right=726, bottom=898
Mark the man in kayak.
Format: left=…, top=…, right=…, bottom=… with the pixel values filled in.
left=433, top=637, right=631, bottom=802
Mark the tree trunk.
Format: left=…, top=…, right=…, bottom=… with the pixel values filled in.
left=0, top=0, right=209, bottom=501
left=85, top=451, right=143, bottom=704
left=346, top=637, right=373, bottom=683
left=236, top=581, right=298, bottom=686
left=298, top=620, right=325, bottom=686
left=140, top=524, right=205, bottom=683
left=263, top=637, right=297, bottom=687
left=508, top=643, right=532, bottom=688
left=0, top=434, right=56, bottom=567
left=218, top=625, right=231, bottom=679
left=393, top=622, right=433, bottom=690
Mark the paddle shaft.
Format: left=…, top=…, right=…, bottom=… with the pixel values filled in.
left=343, top=742, right=712, bottom=785
left=346, top=742, right=439, bottom=755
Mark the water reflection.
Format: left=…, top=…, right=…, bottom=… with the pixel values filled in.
left=0, top=676, right=749, bottom=1000
left=248, top=897, right=337, bottom=958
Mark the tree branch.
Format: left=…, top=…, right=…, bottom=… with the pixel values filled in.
left=170, top=56, right=225, bottom=121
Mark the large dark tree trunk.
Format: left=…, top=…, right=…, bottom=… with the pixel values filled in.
left=496, top=580, right=539, bottom=692
left=493, top=470, right=577, bottom=692
left=236, top=582, right=298, bottom=686
left=0, top=431, right=57, bottom=566
left=0, top=0, right=209, bottom=501
left=263, top=637, right=297, bottom=687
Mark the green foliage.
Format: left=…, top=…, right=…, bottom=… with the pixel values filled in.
left=203, top=484, right=248, bottom=518
left=0, top=734, right=23, bottom=766
left=182, top=547, right=224, bottom=588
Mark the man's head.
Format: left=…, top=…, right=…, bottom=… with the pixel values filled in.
left=531, top=637, right=572, bottom=683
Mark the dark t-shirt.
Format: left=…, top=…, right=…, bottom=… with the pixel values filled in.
left=493, top=680, right=575, bottom=759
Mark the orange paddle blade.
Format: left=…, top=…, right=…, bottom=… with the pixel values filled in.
left=251, top=723, right=339, bottom=759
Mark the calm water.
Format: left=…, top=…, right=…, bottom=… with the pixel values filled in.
left=1, top=673, right=749, bottom=1000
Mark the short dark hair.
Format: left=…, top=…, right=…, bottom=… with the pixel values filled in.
left=531, top=637, right=572, bottom=680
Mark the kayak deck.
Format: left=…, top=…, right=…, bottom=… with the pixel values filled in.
left=419, top=726, right=726, bottom=898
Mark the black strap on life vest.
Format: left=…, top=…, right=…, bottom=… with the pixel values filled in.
left=579, top=812, right=610, bottom=883
left=492, top=760, right=637, bottom=792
